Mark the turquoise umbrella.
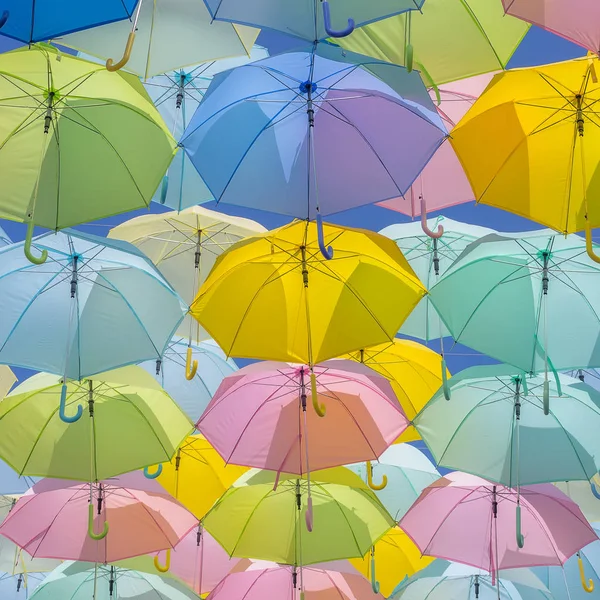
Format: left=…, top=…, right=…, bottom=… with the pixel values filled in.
left=414, top=364, right=600, bottom=486
left=346, top=443, right=439, bottom=521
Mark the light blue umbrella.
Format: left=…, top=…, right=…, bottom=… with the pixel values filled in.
left=0, top=461, right=36, bottom=495
left=143, top=46, right=269, bottom=211
left=0, top=572, right=45, bottom=600
left=347, top=443, right=439, bottom=521
left=0, top=229, right=186, bottom=383
left=140, top=337, right=237, bottom=423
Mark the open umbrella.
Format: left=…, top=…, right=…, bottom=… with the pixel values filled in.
left=0, top=229, right=187, bottom=380
left=554, top=481, right=600, bottom=524
left=0, top=44, right=176, bottom=263
left=0, top=472, right=197, bottom=562
left=0, top=228, right=10, bottom=247
left=204, top=468, right=395, bottom=565
left=0, top=572, right=46, bottom=600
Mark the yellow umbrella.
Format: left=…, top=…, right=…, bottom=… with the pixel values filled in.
left=344, top=339, right=449, bottom=443
left=450, top=55, right=600, bottom=261
left=350, top=527, right=433, bottom=597
left=157, top=434, right=247, bottom=520
left=191, top=220, right=426, bottom=395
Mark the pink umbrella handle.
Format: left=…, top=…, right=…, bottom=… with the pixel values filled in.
left=420, top=197, right=444, bottom=239
left=305, top=496, right=314, bottom=532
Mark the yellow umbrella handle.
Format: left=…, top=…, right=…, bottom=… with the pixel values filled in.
left=106, top=31, right=136, bottom=71
left=366, top=461, right=388, bottom=491
left=154, top=549, right=171, bottom=573
left=585, top=220, right=600, bottom=264
left=579, top=553, right=595, bottom=592
left=88, top=503, right=109, bottom=541
left=310, top=371, right=326, bottom=417
left=185, top=346, right=198, bottom=380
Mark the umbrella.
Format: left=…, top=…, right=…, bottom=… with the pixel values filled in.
left=0, top=572, right=46, bottom=600
left=0, top=0, right=138, bottom=44
left=428, top=230, right=600, bottom=389
left=414, top=365, right=600, bottom=486
left=0, top=366, right=193, bottom=481
left=334, top=0, right=528, bottom=86
left=181, top=43, right=447, bottom=243
left=142, top=46, right=269, bottom=211
left=399, top=472, right=597, bottom=578
left=191, top=219, right=426, bottom=366
left=0, top=472, right=197, bottom=562
left=208, top=561, right=384, bottom=600
left=379, top=218, right=495, bottom=341
left=502, top=1, right=600, bottom=55
left=197, top=360, right=408, bottom=483
left=58, top=0, right=259, bottom=78
left=0, top=229, right=187, bottom=380
left=29, top=561, right=200, bottom=600
left=0, top=460, right=37, bottom=495
left=343, top=339, right=449, bottom=442
left=139, top=338, right=238, bottom=423
left=554, top=481, right=600, bottom=524
left=0, top=227, right=10, bottom=247
left=203, top=468, right=395, bottom=565
left=202, top=0, right=425, bottom=42
left=449, top=56, right=600, bottom=260
left=346, top=444, right=439, bottom=521
left=350, top=527, right=434, bottom=598
left=155, top=434, right=247, bottom=520
left=0, top=44, right=176, bottom=263
left=109, top=205, right=266, bottom=346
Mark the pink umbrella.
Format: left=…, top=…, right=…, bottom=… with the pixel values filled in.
left=0, top=471, right=196, bottom=562
left=377, top=73, right=496, bottom=238
left=207, top=560, right=384, bottom=600
left=503, top=1, right=600, bottom=55
left=399, top=472, right=597, bottom=582
left=197, top=360, right=408, bottom=476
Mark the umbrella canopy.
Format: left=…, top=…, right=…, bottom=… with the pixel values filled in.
left=156, top=434, right=247, bottom=520
left=0, top=472, right=197, bottom=562
left=0, top=0, right=138, bottom=44
left=191, top=219, right=426, bottom=365
left=350, top=527, right=434, bottom=598
left=203, top=0, right=424, bottom=42
left=0, top=572, right=46, bottom=600
left=30, top=561, right=200, bottom=600
left=143, top=46, right=269, bottom=210
left=203, top=468, right=395, bottom=565
left=0, top=229, right=187, bottom=379
left=346, top=444, right=439, bottom=521
left=198, top=360, right=408, bottom=475
left=335, top=0, right=528, bottom=86
left=58, top=0, right=259, bottom=80
left=0, top=44, right=176, bottom=259
left=181, top=44, right=446, bottom=220
left=0, top=460, right=37, bottom=495
left=109, top=205, right=266, bottom=343
left=450, top=56, right=600, bottom=248
left=0, top=366, right=193, bottom=481
left=429, top=230, right=600, bottom=373
left=399, top=472, right=597, bottom=574
left=502, top=1, right=600, bottom=55
left=139, top=337, right=238, bottom=424
left=554, top=480, right=600, bottom=524
left=380, top=219, right=495, bottom=341
left=0, top=228, right=10, bottom=247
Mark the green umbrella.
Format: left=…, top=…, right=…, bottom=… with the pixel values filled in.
left=203, top=467, right=395, bottom=565
left=0, top=366, right=193, bottom=481
left=0, top=44, right=176, bottom=264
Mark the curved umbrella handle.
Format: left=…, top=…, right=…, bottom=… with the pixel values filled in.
left=420, top=198, right=443, bottom=239
left=366, top=461, right=388, bottom=491
left=144, top=464, right=163, bottom=479
left=371, top=551, right=381, bottom=594
left=543, top=378, right=550, bottom=415
left=305, top=495, right=314, bottom=532
left=185, top=346, right=198, bottom=380
left=159, top=175, right=169, bottom=205
left=516, top=503, right=524, bottom=549
left=579, top=553, right=594, bottom=592
left=106, top=31, right=136, bottom=71
left=591, top=479, right=600, bottom=500
left=310, top=371, right=326, bottom=417
left=322, top=1, right=355, bottom=38
left=316, top=213, right=333, bottom=260
left=24, top=220, right=48, bottom=265
left=405, top=12, right=413, bottom=72
left=88, top=503, right=109, bottom=540
left=154, top=549, right=171, bottom=573
left=416, top=62, right=440, bottom=105
left=441, top=358, right=451, bottom=401
left=0, top=11, right=9, bottom=28
left=59, top=383, right=83, bottom=423
left=586, top=220, right=600, bottom=264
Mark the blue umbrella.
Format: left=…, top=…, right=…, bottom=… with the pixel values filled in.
left=140, top=337, right=237, bottom=423
left=0, top=461, right=36, bottom=495
left=0, top=572, right=45, bottom=600
left=0, top=227, right=10, bottom=247
left=0, top=1, right=139, bottom=44
left=0, top=229, right=186, bottom=392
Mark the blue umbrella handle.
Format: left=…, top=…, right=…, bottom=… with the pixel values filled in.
left=88, top=502, right=109, bottom=540
left=442, top=358, right=450, bottom=401
left=591, top=480, right=600, bottom=500
left=144, top=464, right=163, bottom=479
left=370, top=551, right=381, bottom=594
left=0, top=11, right=9, bottom=28
left=159, top=175, right=169, bottom=204
left=516, top=503, right=524, bottom=548
left=316, top=213, right=333, bottom=260
left=24, top=220, right=48, bottom=265
left=321, top=1, right=355, bottom=38
left=59, top=383, right=83, bottom=423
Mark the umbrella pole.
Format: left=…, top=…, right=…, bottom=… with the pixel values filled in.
left=185, top=231, right=201, bottom=380
left=514, top=377, right=524, bottom=549
left=300, top=368, right=314, bottom=532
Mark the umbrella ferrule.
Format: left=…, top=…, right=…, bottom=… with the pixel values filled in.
left=109, top=565, right=115, bottom=596
left=88, top=379, right=94, bottom=418
left=195, top=231, right=201, bottom=268
left=433, top=237, right=440, bottom=276
left=292, top=566, right=298, bottom=588
left=540, top=251, right=550, bottom=294
left=44, top=91, right=54, bottom=134
left=300, top=368, right=307, bottom=411
left=296, top=480, right=302, bottom=510
left=97, top=483, right=104, bottom=515
left=175, top=448, right=181, bottom=471
left=176, top=77, right=185, bottom=109
left=492, top=486, right=498, bottom=518
left=576, top=94, right=585, bottom=137
left=16, top=574, right=22, bottom=592
left=514, top=377, right=521, bottom=419
left=301, top=247, right=309, bottom=287
left=155, top=358, right=162, bottom=375
left=474, top=575, right=480, bottom=599
left=196, top=522, right=202, bottom=546
left=578, top=369, right=585, bottom=382
left=70, top=254, right=78, bottom=298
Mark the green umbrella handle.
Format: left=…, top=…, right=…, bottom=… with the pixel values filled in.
left=404, top=11, right=413, bottom=72
left=543, top=379, right=550, bottom=415
left=415, top=62, right=441, bottom=105
left=366, top=461, right=388, bottom=491
left=371, top=548, right=381, bottom=594
left=185, top=346, right=198, bottom=380
left=154, top=549, right=171, bottom=573
left=106, top=31, right=136, bottom=71
left=585, top=220, right=600, bottom=264
left=310, top=371, right=326, bottom=417
left=442, top=358, right=450, bottom=401
left=516, top=503, right=524, bottom=548
left=88, top=503, right=109, bottom=540
left=143, top=464, right=163, bottom=479
left=24, top=220, right=47, bottom=265
left=59, top=383, right=83, bottom=423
